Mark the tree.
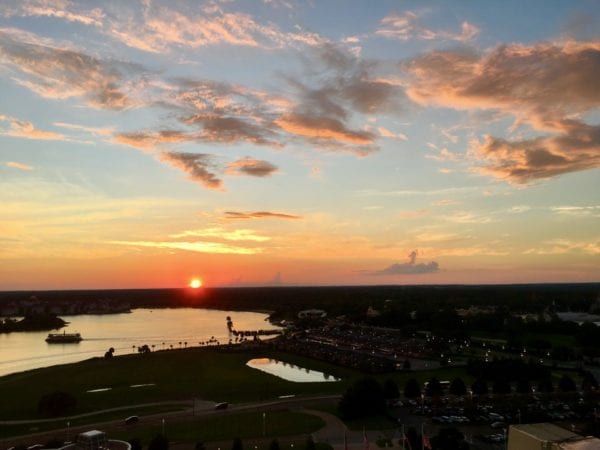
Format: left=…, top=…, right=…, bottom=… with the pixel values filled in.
left=405, top=427, right=420, bottom=450
left=45, top=438, right=64, bottom=448
left=338, top=377, right=385, bottom=419
left=471, top=378, right=488, bottom=396
left=516, top=379, right=531, bottom=394
left=430, top=427, right=469, bottom=450
left=449, top=378, right=467, bottom=396
left=128, top=438, right=142, bottom=450
left=425, top=377, right=443, bottom=398
left=269, top=439, right=280, bottom=450
left=581, top=371, right=598, bottom=392
left=37, top=391, right=77, bottom=417
left=492, top=379, right=511, bottom=395
left=558, top=374, right=576, bottom=392
left=403, top=359, right=412, bottom=370
left=305, top=436, right=316, bottom=450
left=538, top=377, right=554, bottom=393
left=148, top=434, right=169, bottom=450
left=383, top=379, right=400, bottom=400
left=104, top=347, right=115, bottom=359
left=404, top=378, right=421, bottom=399
left=232, top=437, right=243, bottom=450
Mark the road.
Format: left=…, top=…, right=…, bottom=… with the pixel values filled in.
left=0, top=395, right=342, bottom=448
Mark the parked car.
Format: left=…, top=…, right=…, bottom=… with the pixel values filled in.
left=124, top=415, right=139, bottom=425
left=214, top=402, right=229, bottom=410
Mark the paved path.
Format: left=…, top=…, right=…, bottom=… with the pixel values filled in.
left=0, top=395, right=342, bottom=447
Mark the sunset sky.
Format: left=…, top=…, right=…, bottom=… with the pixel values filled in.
left=1, top=0, right=598, bottom=290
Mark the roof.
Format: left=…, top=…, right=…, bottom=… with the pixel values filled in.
left=79, top=430, right=105, bottom=438
left=560, top=437, right=600, bottom=450
left=510, top=423, right=579, bottom=442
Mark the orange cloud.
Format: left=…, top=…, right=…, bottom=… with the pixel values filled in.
left=377, top=11, right=479, bottom=42
left=6, top=161, right=34, bottom=170
left=224, top=211, right=302, bottom=220
left=111, top=240, right=261, bottom=255
left=276, top=112, right=374, bottom=145
left=471, top=124, right=600, bottom=183
left=405, top=41, right=600, bottom=182
left=0, top=114, right=65, bottom=140
left=104, top=6, right=322, bottom=53
left=113, top=130, right=192, bottom=151
left=0, top=28, right=139, bottom=109
left=225, top=158, right=279, bottom=177
left=160, top=152, right=223, bottom=190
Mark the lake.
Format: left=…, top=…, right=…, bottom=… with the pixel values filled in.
left=246, top=357, right=340, bottom=382
left=0, top=308, right=278, bottom=377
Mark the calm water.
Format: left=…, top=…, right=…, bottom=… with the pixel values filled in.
left=246, top=358, right=340, bottom=382
left=0, top=308, right=278, bottom=377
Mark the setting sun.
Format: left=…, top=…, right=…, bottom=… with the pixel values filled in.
left=189, top=278, right=202, bottom=289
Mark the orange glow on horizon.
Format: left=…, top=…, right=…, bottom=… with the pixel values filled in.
left=189, top=278, right=202, bottom=289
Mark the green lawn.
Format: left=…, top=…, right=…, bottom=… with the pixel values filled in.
left=0, top=346, right=472, bottom=422
left=0, top=348, right=354, bottom=420
left=112, top=410, right=324, bottom=444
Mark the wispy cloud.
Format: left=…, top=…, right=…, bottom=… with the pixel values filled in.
left=524, top=238, right=600, bottom=255
left=378, top=126, right=407, bottom=140
left=0, top=28, right=142, bottom=109
left=224, top=211, right=302, bottom=220
left=104, top=3, right=323, bottom=53
left=376, top=11, right=479, bottom=42
left=53, top=122, right=114, bottom=137
left=0, top=0, right=104, bottom=27
left=551, top=205, right=600, bottom=217
left=425, top=147, right=459, bottom=162
left=0, top=113, right=65, bottom=140
left=5, top=161, right=33, bottom=170
left=398, top=209, right=429, bottom=220
left=170, top=227, right=270, bottom=242
left=111, top=240, right=262, bottom=255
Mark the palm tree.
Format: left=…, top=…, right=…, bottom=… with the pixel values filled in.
left=151, top=344, right=155, bottom=352
left=184, top=341, right=188, bottom=348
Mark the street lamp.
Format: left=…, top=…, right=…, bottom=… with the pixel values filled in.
left=162, top=418, right=165, bottom=435
left=262, top=412, right=266, bottom=437
left=66, top=421, right=70, bottom=442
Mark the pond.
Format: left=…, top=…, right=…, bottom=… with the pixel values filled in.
left=246, top=358, right=340, bottom=383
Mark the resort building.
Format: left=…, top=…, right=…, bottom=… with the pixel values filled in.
left=508, top=423, right=600, bottom=450
left=58, top=430, right=131, bottom=450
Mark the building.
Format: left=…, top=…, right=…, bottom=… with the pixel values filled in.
left=297, top=309, right=327, bottom=319
left=58, top=430, right=131, bottom=450
left=508, top=423, right=600, bottom=450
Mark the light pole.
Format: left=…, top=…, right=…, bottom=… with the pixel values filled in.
left=262, top=412, right=266, bottom=437
left=66, top=421, right=70, bottom=442
left=162, top=418, right=165, bottom=435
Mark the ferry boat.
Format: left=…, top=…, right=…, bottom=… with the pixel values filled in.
left=45, top=331, right=83, bottom=343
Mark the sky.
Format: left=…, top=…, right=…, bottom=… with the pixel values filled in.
left=0, top=0, right=599, bottom=290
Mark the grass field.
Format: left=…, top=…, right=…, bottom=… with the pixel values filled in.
left=0, top=345, right=474, bottom=423
left=0, top=347, right=355, bottom=420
